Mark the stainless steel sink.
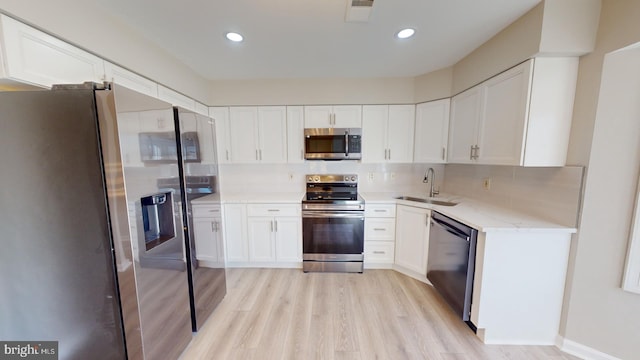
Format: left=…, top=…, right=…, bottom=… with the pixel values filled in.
left=394, top=196, right=458, bottom=206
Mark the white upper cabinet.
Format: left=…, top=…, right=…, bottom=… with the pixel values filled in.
left=448, top=58, right=578, bottom=166
left=158, top=85, right=196, bottom=111
left=228, top=106, right=287, bottom=164
left=0, top=15, right=104, bottom=87
left=414, top=99, right=450, bottom=163
left=104, top=62, right=158, bottom=98
left=194, top=102, right=209, bottom=116
left=257, top=106, right=288, bottom=163
left=209, top=107, right=231, bottom=164
left=286, top=106, right=305, bottom=163
left=362, top=105, right=415, bottom=163
left=304, top=105, right=362, bottom=128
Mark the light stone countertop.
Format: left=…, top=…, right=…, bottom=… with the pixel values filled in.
left=360, top=191, right=577, bottom=233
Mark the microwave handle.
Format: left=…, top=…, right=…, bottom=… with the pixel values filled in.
left=345, top=131, right=349, bottom=157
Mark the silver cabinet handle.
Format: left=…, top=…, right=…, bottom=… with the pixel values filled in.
left=388, top=149, right=391, bottom=160
left=267, top=209, right=280, bottom=212
left=211, top=221, right=215, bottom=232
left=259, top=149, right=263, bottom=160
left=274, top=220, right=278, bottom=232
left=442, top=147, right=446, bottom=160
left=373, top=251, right=385, bottom=254
left=270, top=220, right=273, bottom=232
left=256, top=149, right=259, bottom=160
left=469, top=145, right=474, bottom=160
left=373, top=228, right=386, bottom=231
left=225, top=150, right=229, bottom=160
left=374, top=209, right=386, bottom=212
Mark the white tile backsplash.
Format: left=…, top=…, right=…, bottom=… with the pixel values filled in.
left=443, top=164, right=584, bottom=227
left=218, top=162, right=583, bottom=228
left=219, top=162, right=444, bottom=195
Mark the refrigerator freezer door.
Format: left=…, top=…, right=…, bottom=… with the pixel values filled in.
left=97, top=84, right=193, bottom=360
left=0, top=89, right=127, bottom=359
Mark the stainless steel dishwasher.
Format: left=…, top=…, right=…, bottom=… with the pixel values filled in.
left=427, top=211, right=478, bottom=328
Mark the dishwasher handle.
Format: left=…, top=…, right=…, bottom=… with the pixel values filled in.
left=431, top=217, right=470, bottom=242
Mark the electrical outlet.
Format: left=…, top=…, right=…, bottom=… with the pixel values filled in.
left=482, top=178, right=491, bottom=191
left=368, top=172, right=374, bottom=181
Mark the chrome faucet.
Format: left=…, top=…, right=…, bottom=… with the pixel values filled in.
left=423, top=167, right=439, bottom=198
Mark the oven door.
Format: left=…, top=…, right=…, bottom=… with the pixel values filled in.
left=302, top=210, right=364, bottom=261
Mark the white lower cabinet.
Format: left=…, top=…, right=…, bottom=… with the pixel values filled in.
left=222, top=203, right=248, bottom=263
left=192, top=204, right=224, bottom=268
left=364, top=203, right=396, bottom=268
left=226, top=203, right=302, bottom=267
left=394, top=205, right=431, bottom=279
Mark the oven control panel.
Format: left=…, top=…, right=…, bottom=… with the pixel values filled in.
left=306, top=174, right=358, bottom=183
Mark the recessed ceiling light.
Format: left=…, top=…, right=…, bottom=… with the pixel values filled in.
left=396, top=28, right=415, bottom=39
left=225, top=32, right=244, bottom=42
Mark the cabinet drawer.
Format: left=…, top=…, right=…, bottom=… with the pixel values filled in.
left=193, top=205, right=221, bottom=218
left=364, top=218, right=396, bottom=240
left=364, top=241, right=395, bottom=263
left=365, top=204, right=396, bottom=217
left=247, top=203, right=300, bottom=217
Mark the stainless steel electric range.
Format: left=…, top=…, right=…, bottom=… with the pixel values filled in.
left=301, top=174, right=365, bottom=273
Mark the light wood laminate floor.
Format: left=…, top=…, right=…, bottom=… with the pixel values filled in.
left=179, top=268, right=578, bottom=360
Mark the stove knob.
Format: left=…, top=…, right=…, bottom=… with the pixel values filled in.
left=314, top=176, right=320, bottom=182
left=351, top=176, right=356, bottom=181
left=307, top=176, right=313, bottom=182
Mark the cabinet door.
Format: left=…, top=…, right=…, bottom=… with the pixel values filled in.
left=274, top=217, right=302, bottom=262
left=362, top=105, right=388, bottom=163
left=223, top=204, right=248, bottom=262
left=448, top=87, right=481, bottom=164
left=257, top=106, right=287, bottom=163
left=333, top=105, right=362, bottom=128
left=248, top=217, right=276, bottom=262
left=387, top=105, right=415, bottom=163
left=304, top=106, right=332, bottom=128
left=193, top=217, right=223, bottom=264
left=104, top=62, right=158, bottom=98
left=477, top=61, right=532, bottom=166
left=286, top=106, right=305, bottom=163
left=210, top=107, right=231, bottom=164
left=414, top=99, right=450, bottom=163
left=0, top=15, right=105, bottom=88
left=395, top=205, right=430, bottom=275
left=229, top=107, right=259, bottom=163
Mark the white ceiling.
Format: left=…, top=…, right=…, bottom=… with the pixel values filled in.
left=93, top=0, right=541, bottom=80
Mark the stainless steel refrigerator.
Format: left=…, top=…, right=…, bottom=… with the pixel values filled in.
left=0, top=83, right=203, bottom=359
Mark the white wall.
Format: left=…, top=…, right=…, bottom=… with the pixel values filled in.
left=563, top=43, right=640, bottom=360
left=0, top=0, right=211, bottom=103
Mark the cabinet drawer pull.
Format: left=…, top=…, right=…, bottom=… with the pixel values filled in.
left=442, top=147, right=446, bottom=160
left=208, top=209, right=219, bottom=213
left=374, top=209, right=386, bottom=213
left=373, top=228, right=386, bottom=231
left=267, top=209, right=280, bottom=212
left=372, top=251, right=386, bottom=254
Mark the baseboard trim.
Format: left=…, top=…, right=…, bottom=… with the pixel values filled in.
left=556, top=336, right=621, bottom=360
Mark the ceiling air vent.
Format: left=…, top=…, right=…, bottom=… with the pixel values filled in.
left=345, top=0, right=374, bottom=22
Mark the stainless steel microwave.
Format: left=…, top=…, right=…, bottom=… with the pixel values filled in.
left=304, top=128, right=362, bottom=160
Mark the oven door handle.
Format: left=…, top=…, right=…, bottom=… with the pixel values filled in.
left=302, top=211, right=364, bottom=219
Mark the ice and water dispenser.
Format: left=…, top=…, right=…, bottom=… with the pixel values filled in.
left=141, top=192, right=175, bottom=251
